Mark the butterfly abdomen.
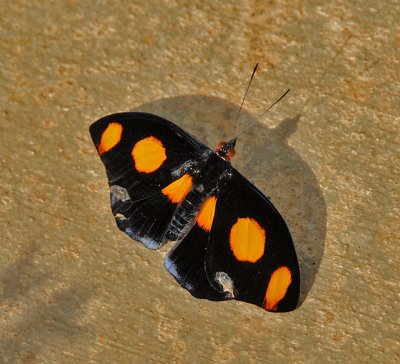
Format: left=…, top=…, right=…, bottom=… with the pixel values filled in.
left=166, top=189, right=205, bottom=242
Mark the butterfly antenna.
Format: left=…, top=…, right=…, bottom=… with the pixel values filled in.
left=342, top=56, right=382, bottom=88
left=302, top=35, right=352, bottom=109
left=236, top=88, right=291, bottom=135
left=233, top=63, right=258, bottom=132
left=258, top=88, right=291, bottom=119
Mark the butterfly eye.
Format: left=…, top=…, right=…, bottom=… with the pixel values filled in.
left=226, top=148, right=236, bottom=160
left=215, top=141, right=227, bottom=151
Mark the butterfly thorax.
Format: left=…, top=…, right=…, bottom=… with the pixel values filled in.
left=166, top=152, right=233, bottom=243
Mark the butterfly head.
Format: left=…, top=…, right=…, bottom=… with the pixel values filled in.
left=215, top=138, right=236, bottom=161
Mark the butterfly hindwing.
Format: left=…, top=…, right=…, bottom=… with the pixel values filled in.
left=164, top=169, right=300, bottom=312
left=90, top=112, right=208, bottom=249
left=165, top=224, right=228, bottom=301
left=206, top=170, right=300, bottom=312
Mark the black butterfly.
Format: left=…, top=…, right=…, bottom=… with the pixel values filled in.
left=90, top=111, right=300, bottom=312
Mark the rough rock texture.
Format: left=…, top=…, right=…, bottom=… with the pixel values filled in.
left=1, top=1, right=399, bottom=363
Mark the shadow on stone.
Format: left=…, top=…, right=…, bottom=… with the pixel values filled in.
left=0, top=244, right=91, bottom=362
left=132, top=95, right=327, bottom=307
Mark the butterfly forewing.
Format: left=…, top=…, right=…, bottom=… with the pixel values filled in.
left=90, top=112, right=208, bottom=249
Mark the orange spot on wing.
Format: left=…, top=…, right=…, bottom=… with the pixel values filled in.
left=131, top=136, right=167, bottom=173
left=162, top=174, right=193, bottom=204
left=196, top=196, right=217, bottom=232
left=264, top=266, right=292, bottom=311
left=229, top=218, right=265, bottom=262
left=98, top=122, right=123, bottom=155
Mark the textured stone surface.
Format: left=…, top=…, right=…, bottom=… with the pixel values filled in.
left=1, top=1, right=399, bottom=363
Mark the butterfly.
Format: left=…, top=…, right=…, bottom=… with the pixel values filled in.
left=90, top=110, right=300, bottom=312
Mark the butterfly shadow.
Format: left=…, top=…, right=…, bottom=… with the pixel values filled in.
left=0, top=243, right=92, bottom=361
left=133, top=95, right=327, bottom=306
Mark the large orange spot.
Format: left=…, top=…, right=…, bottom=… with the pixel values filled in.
left=229, top=217, right=265, bottom=262
left=196, top=196, right=217, bottom=232
left=131, top=136, right=167, bottom=173
left=264, top=266, right=292, bottom=311
left=98, top=122, right=123, bottom=155
left=162, top=174, right=193, bottom=204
